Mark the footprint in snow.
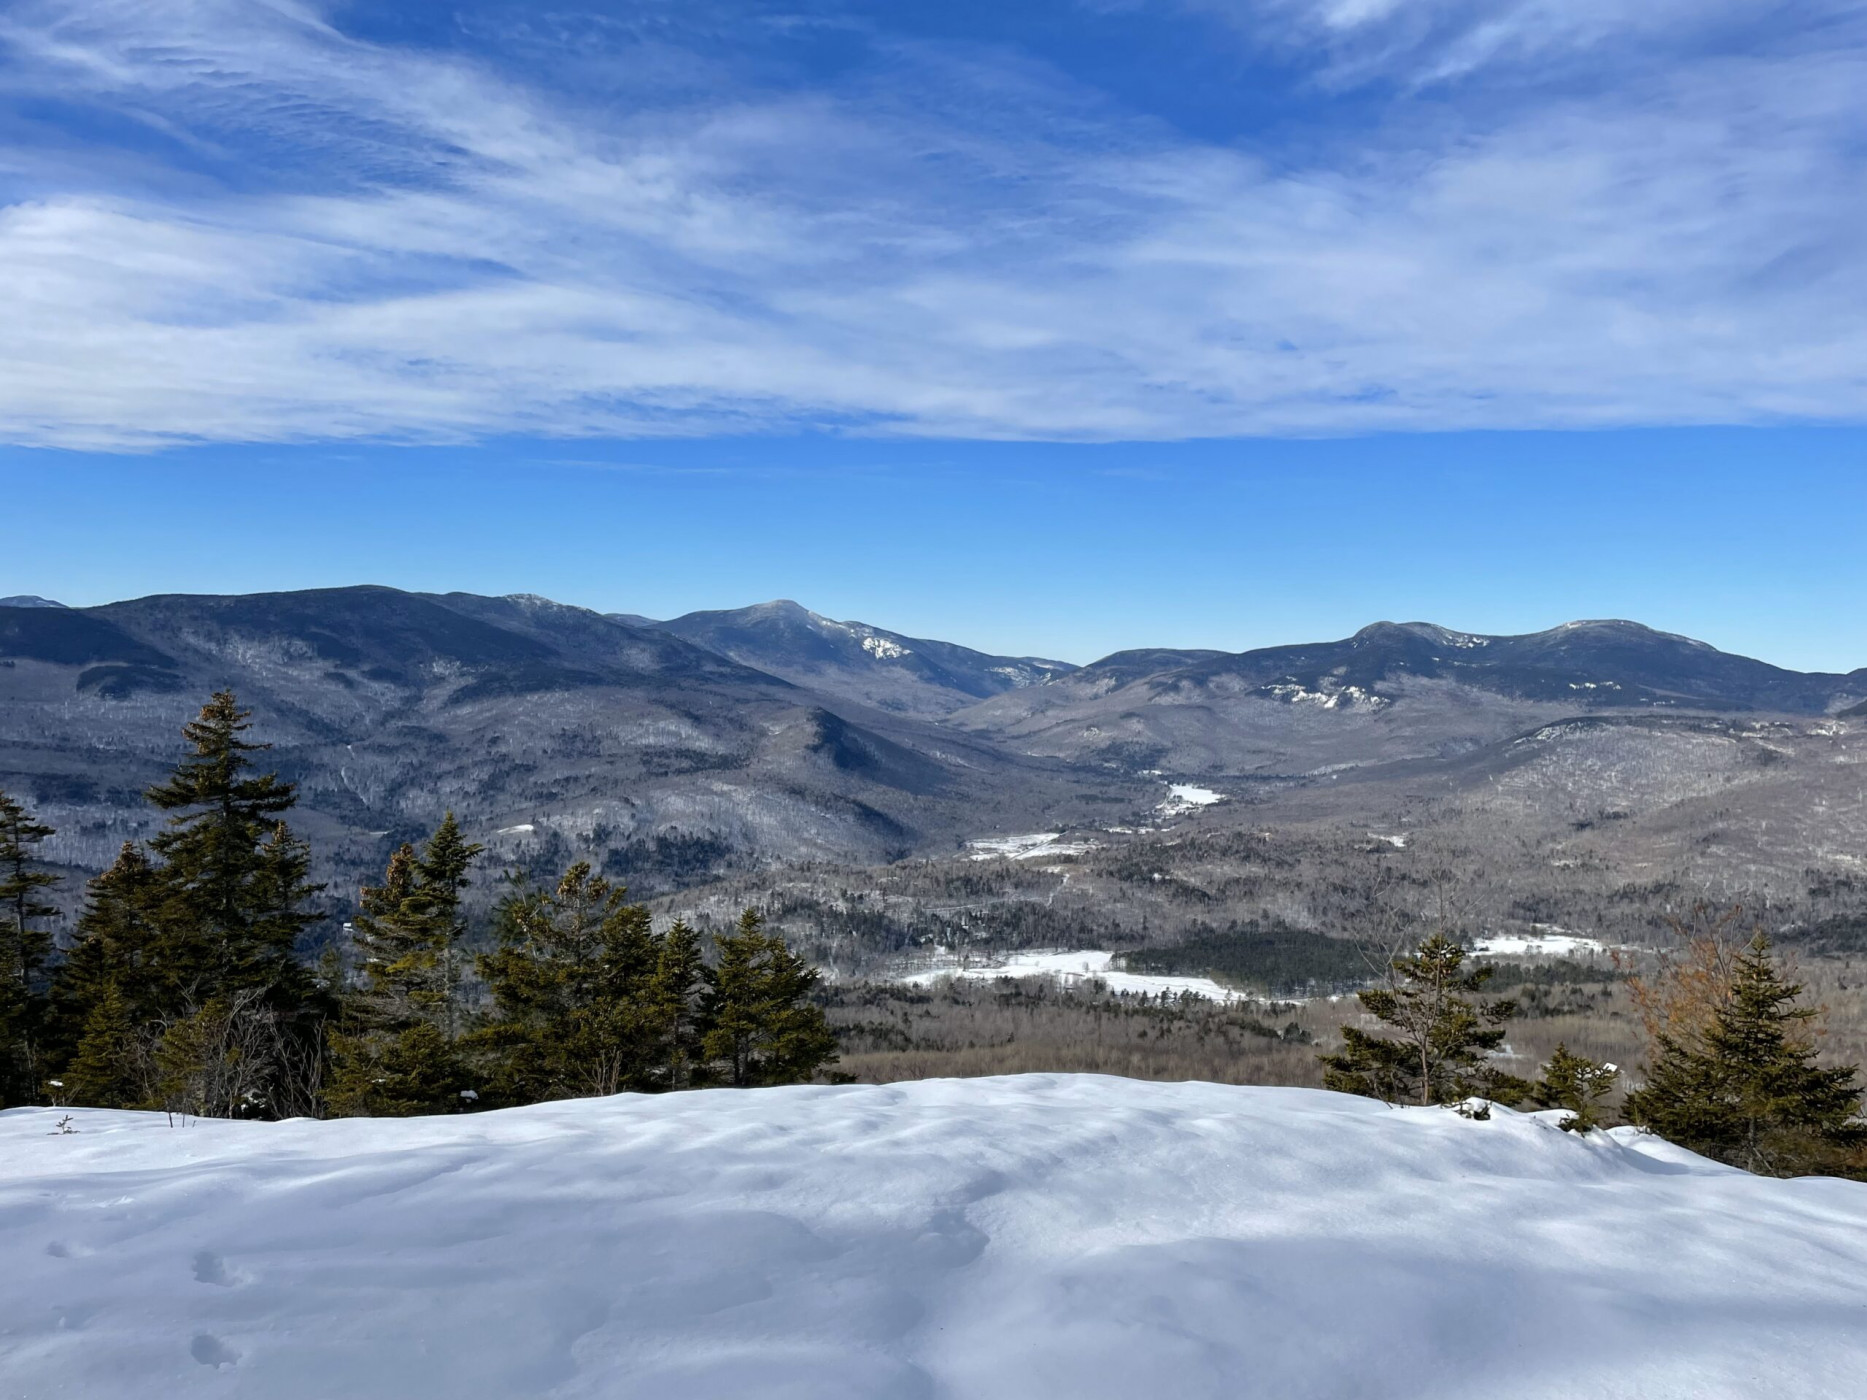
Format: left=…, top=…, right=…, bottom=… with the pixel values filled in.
left=191, top=1335, right=239, bottom=1369
left=192, top=1250, right=237, bottom=1286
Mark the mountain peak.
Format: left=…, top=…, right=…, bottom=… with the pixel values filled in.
left=0, top=595, right=66, bottom=609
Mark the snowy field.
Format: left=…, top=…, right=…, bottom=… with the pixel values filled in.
left=6, top=1077, right=1867, bottom=1399
left=964, top=832, right=1096, bottom=860
left=900, top=948, right=1253, bottom=1004
left=1471, top=930, right=1612, bottom=959
left=1157, top=783, right=1223, bottom=817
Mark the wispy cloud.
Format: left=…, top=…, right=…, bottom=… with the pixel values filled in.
left=2, top=0, right=1864, bottom=449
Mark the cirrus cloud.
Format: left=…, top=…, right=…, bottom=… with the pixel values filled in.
left=1, top=0, right=1864, bottom=449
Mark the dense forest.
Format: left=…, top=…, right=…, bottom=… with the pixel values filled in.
left=0, top=693, right=837, bottom=1119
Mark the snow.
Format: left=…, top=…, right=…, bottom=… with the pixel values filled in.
left=1472, top=930, right=1611, bottom=958
left=900, top=948, right=1253, bottom=1004
left=861, top=635, right=910, bottom=660
left=1156, top=783, right=1223, bottom=817
left=5, top=1077, right=1866, bottom=1399
left=966, top=832, right=1095, bottom=860
left=495, top=823, right=534, bottom=836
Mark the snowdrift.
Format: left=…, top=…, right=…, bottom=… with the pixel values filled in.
left=3, top=1075, right=1865, bottom=1399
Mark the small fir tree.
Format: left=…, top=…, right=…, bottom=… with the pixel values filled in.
left=646, top=919, right=708, bottom=1090
left=327, top=818, right=481, bottom=1117
left=701, top=909, right=838, bottom=1088
left=1532, top=1043, right=1619, bottom=1133
left=414, top=813, right=482, bottom=1041
left=475, top=862, right=658, bottom=1102
left=0, top=788, right=60, bottom=1105
left=1320, top=934, right=1526, bottom=1107
left=1624, top=935, right=1864, bottom=1175
left=44, top=843, right=163, bottom=1085
left=65, top=981, right=148, bottom=1109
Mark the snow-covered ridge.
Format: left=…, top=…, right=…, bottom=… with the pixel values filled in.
left=5, top=1078, right=1864, bottom=1399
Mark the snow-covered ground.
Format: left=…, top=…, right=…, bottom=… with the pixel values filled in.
left=5, top=1078, right=1866, bottom=1399
left=899, top=948, right=1253, bottom=1003
left=1157, top=783, right=1223, bottom=817
left=1472, top=930, right=1612, bottom=958
left=965, top=832, right=1096, bottom=860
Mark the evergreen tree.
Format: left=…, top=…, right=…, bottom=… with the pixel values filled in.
left=47, top=843, right=165, bottom=1101
left=701, top=909, right=838, bottom=1089
left=1531, top=1043, right=1619, bottom=1133
left=326, top=818, right=481, bottom=1117
left=64, top=981, right=148, bottom=1109
left=475, top=862, right=658, bottom=1101
left=646, top=919, right=708, bottom=1090
left=1320, top=934, right=1526, bottom=1107
left=0, top=788, right=59, bottom=1105
left=143, top=691, right=321, bottom=1006
left=414, top=813, right=481, bottom=1041
left=1625, top=936, right=1864, bottom=1175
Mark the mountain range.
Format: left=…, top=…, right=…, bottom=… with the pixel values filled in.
left=3, top=587, right=1862, bottom=897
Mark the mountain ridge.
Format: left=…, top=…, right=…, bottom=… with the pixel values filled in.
left=4, top=586, right=1862, bottom=895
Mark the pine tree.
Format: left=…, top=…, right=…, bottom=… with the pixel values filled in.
left=414, top=813, right=481, bottom=1042
left=64, top=981, right=148, bottom=1109
left=646, top=919, right=708, bottom=1089
left=1625, top=936, right=1864, bottom=1175
left=1319, top=934, right=1526, bottom=1107
left=326, top=818, right=481, bottom=1117
left=0, top=788, right=60, bottom=1105
left=1531, top=1043, right=1619, bottom=1133
left=45, top=843, right=164, bottom=1094
left=475, top=862, right=658, bottom=1102
left=144, top=692, right=321, bottom=1006
left=701, top=909, right=838, bottom=1089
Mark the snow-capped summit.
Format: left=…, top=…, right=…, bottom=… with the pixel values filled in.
left=653, top=600, right=1075, bottom=716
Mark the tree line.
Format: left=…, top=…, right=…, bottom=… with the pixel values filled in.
left=0, top=691, right=837, bottom=1118
left=1319, top=923, right=1865, bottom=1177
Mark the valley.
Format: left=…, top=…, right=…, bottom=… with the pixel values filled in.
left=5, top=588, right=1867, bottom=1095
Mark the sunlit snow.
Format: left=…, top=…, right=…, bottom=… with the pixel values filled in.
left=966, top=833, right=1096, bottom=860
left=1471, top=930, right=1611, bottom=958
left=1156, top=783, right=1223, bottom=817
left=899, top=948, right=1252, bottom=1003
left=5, top=1079, right=1865, bottom=1399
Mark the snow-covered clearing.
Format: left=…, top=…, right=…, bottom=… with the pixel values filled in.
left=965, top=832, right=1095, bottom=860
left=5, top=1077, right=1866, bottom=1399
left=900, top=948, right=1252, bottom=1004
left=1473, top=930, right=1612, bottom=959
left=1157, top=783, right=1223, bottom=817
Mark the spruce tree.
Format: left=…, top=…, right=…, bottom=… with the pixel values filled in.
left=0, top=788, right=60, bottom=1105
left=1531, top=1043, right=1619, bottom=1133
left=476, top=862, right=658, bottom=1101
left=1319, top=934, right=1527, bottom=1107
left=1625, top=936, right=1864, bottom=1175
left=646, top=919, right=708, bottom=1089
left=327, top=817, right=481, bottom=1117
left=414, top=813, right=481, bottom=1041
left=701, top=909, right=838, bottom=1088
left=47, top=843, right=164, bottom=1099
left=63, top=981, right=147, bottom=1109
left=144, top=691, right=321, bottom=1006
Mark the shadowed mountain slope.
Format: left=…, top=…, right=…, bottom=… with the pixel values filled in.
left=0, top=588, right=1117, bottom=905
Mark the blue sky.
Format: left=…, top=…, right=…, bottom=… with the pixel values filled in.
left=3, top=1, right=1865, bottom=667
